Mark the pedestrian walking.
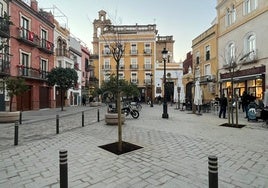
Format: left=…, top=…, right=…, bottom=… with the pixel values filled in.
left=219, top=93, right=227, bottom=118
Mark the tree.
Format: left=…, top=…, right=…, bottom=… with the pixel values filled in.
left=6, top=77, right=29, bottom=112
left=47, top=67, right=78, bottom=111
left=99, top=74, right=139, bottom=102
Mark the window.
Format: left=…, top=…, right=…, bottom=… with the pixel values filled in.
left=104, top=45, right=110, bottom=54
left=144, top=58, right=151, bottom=69
left=40, top=59, right=47, bottom=78
left=21, top=52, right=30, bottom=76
left=20, top=16, right=30, bottom=39
left=131, top=43, right=137, bottom=54
left=119, top=58, right=124, bottom=69
left=226, top=5, right=236, bottom=26
left=205, top=45, right=210, bottom=61
left=243, top=33, right=256, bottom=61
left=118, top=72, right=124, bottom=80
left=226, top=42, right=235, bottom=65
left=243, top=0, right=258, bottom=15
left=131, top=72, right=138, bottom=83
left=58, top=60, right=62, bottom=67
left=204, top=64, right=211, bottom=76
left=144, top=43, right=151, bottom=54
left=104, top=59, right=110, bottom=69
left=145, top=72, right=151, bottom=84
left=196, top=51, right=200, bottom=64
left=41, top=29, right=47, bottom=48
left=131, top=58, right=138, bottom=69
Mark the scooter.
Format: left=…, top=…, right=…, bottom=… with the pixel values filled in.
left=122, top=103, right=139, bottom=119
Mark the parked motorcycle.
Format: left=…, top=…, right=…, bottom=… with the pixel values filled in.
left=122, top=103, right=139, bottom=119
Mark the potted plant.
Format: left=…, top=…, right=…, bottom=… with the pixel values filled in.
left=0, top=77, right=29, bottom=123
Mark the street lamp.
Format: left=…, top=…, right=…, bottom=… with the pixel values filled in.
left=162, top=48, right=169, bottom=119
left=150, top=73, right=153, bottom=107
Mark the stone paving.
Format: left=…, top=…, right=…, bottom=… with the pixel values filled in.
left=0, top=104, right=268, bottom=187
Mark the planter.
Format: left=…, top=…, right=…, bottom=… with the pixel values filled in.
left=0, top=111, right=20, bottom=123
left=105, top=113, right=125, bottom=125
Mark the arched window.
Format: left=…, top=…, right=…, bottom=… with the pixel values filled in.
left=225, top=42, right=235, bottom=65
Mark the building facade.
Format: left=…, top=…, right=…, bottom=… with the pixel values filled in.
left=217, top=0, right=267, bottom=101
left=0, top=0, right=10, bottom=111
left=191, top=24, right=218, bottom=104
left=92, top=10, right=158, bottom=102
left=8, top=0, right=54, bottom=111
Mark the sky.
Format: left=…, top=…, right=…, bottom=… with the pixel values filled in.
left=32, top=0, right=217, bottom=62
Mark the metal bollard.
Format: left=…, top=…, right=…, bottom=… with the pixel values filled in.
left=56, top=115, right=59, bottom=134
left=19, top=111, right=22, bottom=124
left=82, top=111, right=84, bottom=127
left=208, top=155, right=218, bottom=188
left=59, top=150, right=68, bottom=188
left=14, top=121, right=19, bottom=146
left=97, top=109, right=100, bottom=122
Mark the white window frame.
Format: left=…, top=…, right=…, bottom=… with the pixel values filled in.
left=104, top=58, right=110, bottom=69
left=204, top=64, right=211, bottom=76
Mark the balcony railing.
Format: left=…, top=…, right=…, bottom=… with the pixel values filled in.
left=144, top=79, right=151, bottom=84
left=130, top=79, right=138, bottom=84
left=144, top=49, right=152, bottom=55
left=17, top=65, right=49, bottom=80
left=0, top=60, right=10, bottom=75
left=0, top=17, right=10, bottom=38
left=38, top=38, right=54, bottom=54
left=18, top=27, right=38, bottom=46
left=56, top=48, right=70, bottom=58
left=102, top=65, right=111, bottom=70
left=130, top=50, right=138, bottom=55
left=144, top=64, right=152, bottom=70
left=130, top=64, right=138, bottom=69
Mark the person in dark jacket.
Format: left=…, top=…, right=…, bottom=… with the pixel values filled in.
left=242, top=91, right=251, bottom=118
left=219, top=94, right=227, bottom=118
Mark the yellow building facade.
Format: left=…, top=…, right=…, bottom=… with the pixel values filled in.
left=191, top=24, right=218, bottom=104
left=91, top=10, right=158, bottom=102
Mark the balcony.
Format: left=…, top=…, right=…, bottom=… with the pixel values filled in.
left=144, top=64, right=152, bottom=70
left=17, top=27, right=38, bottom=47
left=119, top=65, right=125, bottom=70
left=0, top=60, right=10, bottom=75
left=130, top=79, right=138, bottom=84
left=56, top=48, right=70, bottom=58
left=0, top=17, right=10, bottom=38
left=144, top=79, right=151, bottom=84
left=102, top=65, right=111, bottom=70
left=240, top=50, right=258, bottom=65
left=38, top=38, right=54, bottom=54
left=130, top=50, right=138, bottom=55
left=102, top=50, right=111, bottom=56
left=130, top=64, right=138, bottom=70
left=144, top=49, right=152, bottom=55
left=17, top=65, right=48, bottom=80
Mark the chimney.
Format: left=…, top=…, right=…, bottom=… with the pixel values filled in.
left=30, top=0, right=38, bottom=12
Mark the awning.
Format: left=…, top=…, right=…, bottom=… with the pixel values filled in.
left=220, top=74, right=263, bottom=82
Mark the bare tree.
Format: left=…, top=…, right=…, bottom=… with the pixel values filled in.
left=220, top=49, right=243, bottom=127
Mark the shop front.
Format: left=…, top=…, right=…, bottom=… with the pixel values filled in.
left=220, top=66, right=265, bottom=101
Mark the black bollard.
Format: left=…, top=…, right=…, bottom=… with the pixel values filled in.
left=19, top=111, right=22, bottom=124
left=97, top=109, right=100, bottom=122
left=14, top=121, right=19, bottom=146
left=208, top=155, right=218, bottom=188
left=82, top=111, right=84, bottom=127
left=59, top=150, right=68, bottom=188
left=56, top=115, right=59, bottom=134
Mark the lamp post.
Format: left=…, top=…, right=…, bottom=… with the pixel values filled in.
left=150, top=73, right=153, bottom=107
left=162, top=48, right=169, bottom=119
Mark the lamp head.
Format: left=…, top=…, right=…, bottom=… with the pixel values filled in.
left=162, top=48, right=168, bottom=59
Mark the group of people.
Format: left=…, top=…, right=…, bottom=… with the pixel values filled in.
left=218, top=91, right=256, bottom=119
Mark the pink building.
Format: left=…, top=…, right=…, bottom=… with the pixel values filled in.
left=9, top=0, right=55, bottom=110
